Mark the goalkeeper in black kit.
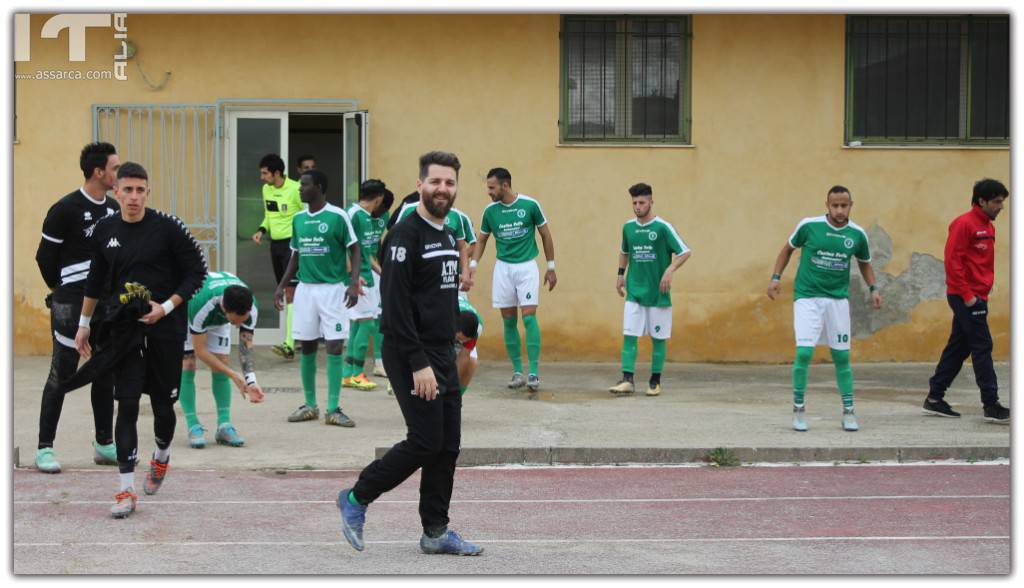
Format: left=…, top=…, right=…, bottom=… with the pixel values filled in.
left=74, top=162, right=208, bottom=519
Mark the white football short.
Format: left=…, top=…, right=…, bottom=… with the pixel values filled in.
left=492, top=259, right=540, bottom=308
left=184, top=324, right=232, bottom=355
left=623, top=301, right=673, bottom=340
left=293, top=282, right=349, bottom=341
left=793, top=297, right=851, bottom=350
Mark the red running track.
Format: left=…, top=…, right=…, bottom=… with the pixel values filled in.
left=12, top=464, right=1010, bottom=574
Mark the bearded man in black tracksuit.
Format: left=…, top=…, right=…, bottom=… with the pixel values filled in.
left=337, top=151, right=482, bottom=556
left=74, top=162, right=207, bottom=519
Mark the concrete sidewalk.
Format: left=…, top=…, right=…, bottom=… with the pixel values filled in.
left=10, top=351, right=1010, bottom=470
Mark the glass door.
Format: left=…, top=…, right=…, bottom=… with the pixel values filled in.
left=342, top=111, right=369, bottom=207
left=224, top=111, right=288, bottom=345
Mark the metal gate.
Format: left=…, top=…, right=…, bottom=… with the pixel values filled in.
left=93, top=103, right=221, bottom=267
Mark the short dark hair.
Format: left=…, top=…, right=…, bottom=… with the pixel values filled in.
left=458, top=310, right=479, bottom=340
left=302, top=169, right=328, bottom=194
left=117, top=162, right=148, bottom=181
left=827, top=185, right=851, bottom=199
left=972, top=178, right=1008, bottom=205
left=259, top=154, right=285, bottom=176
left=628, top=183, right=653, bottom=197
left=382, top=188, right=395, bottom=212
left=487, top=167, right=512, bottom=186
left=80, top=142, right=117, bottom=180
left=419, top=151, right=461, bottom=179
left=296, top=153, right=315, bottom=168
left=360, top=179, right=387, bottom=201
left=222, top=285, right=254, bottom=316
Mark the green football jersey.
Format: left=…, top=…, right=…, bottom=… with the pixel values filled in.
left=289, top=203, right=357, bottom=284
left=396, top=202, right=469, bottom=242
left=788, top=216, right=871, bottom=300
left=370, top=211, right=389, bottom=264
left=620, top=216, right=688, bottom=308
left=187, top=271, right=258, bottom=332
left=346, top=203, right=380, bottom=287
left=479, top=194, right=547, bottom=263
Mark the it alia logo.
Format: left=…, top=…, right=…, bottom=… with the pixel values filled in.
left=14, top=13, right=129, bottom=80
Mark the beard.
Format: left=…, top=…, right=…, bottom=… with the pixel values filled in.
left=422, top=191, right=455, bottom=219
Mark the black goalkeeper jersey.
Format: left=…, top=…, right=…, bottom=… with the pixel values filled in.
left=85, top=208, right=208, bottom=342
left=35, top=189, right=120, bottom=299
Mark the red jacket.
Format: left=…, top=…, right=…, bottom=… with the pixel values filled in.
left=945, top=205, right=996, bottom=301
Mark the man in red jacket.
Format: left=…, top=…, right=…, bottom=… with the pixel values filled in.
left=923, top=179, right=1009, bottom=424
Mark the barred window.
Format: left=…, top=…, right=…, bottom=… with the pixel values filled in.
left=846, top=15, right=1009, bottom=145
left=561, top=15, right=691, bottom=144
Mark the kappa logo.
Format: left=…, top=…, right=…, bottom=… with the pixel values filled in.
left=170, top=387, right=179, bottom=400
left=106, top=237, right=121, bottom=248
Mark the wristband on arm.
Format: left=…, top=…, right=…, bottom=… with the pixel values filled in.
left=617, top=267, right=626, bottom=276
left=78, top=315, right=92, bottom=328
left=547, top=260, right=556, bottom=270
left=771, top=273, right=781, bottom=281
left=244, top=372, right=258, bottom=386
left=160, top=300, right=176, bottom=315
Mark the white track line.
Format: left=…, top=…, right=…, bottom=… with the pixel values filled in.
left=12, top=494, right=1010, bottom=505
left=14, top=536, right=1010, bottom=548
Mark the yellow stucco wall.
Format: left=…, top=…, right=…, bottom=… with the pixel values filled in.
left=13, top=14, right=1010, bottom=361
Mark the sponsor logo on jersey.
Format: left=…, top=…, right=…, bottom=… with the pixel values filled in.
left=83, top=211, right=92, bottom=220
left=106, top=237, right=121, bottom=248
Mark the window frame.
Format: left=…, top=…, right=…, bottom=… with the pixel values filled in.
left=844, top=14, right=1009, bottom=147
left=559, top=14, right=693, bottom=145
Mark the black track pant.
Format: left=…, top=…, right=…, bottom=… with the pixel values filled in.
left=353, top=343, right=461, bottom=533
left=928, top=295, right=1000, bottom=407
left=38, top=296, right=114, bottom=449
left=112, top=338, right=182, bottom=474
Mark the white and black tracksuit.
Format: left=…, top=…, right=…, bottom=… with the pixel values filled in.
left=34, top=189, right=120, bottom=450
left=352, top=211, right=462, bottom=534
left=85, top=208, right=207, bottom=472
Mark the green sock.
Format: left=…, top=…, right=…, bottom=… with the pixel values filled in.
left=502, top=315, right=523, bottom=373
left=342, top=321, right=359, bottom=378
left=372, top=318, right=383, bottom=361
left=792, top=346, right=814, bottom=405
left=285, top=303, right=295, bottom=349
left=651, top=338, right=666, bottom=374
left=211, top=371, right=232, bottom=426
left=352, top=321, right=371, bottom=374
left=300, top=350, right=318, bottom=408
left=348, top=489, right=364, bottom=506
left=459, top=385, right=468, bottom=396
left=831, top=348, right=854, bottom=408
left=180, top=369, right=199, bottom=429
left=522, top=314, right=541, bottom=375
left=621, top=336, right=638, bottom=373
left=327, top=353, right=344, bottom=412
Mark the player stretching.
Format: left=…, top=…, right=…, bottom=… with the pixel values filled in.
left=469, top=168, right=555, bottom=394
left=609, top=183, right=691, bottom=396
left=767, top=186, right=881, bottom=432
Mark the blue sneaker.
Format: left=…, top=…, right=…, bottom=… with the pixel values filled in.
left=419, top=529, right=483, bottom=556
left=188, top=424, right=207, bottom=449
left=337, top=488, right=366, bottom=552
left=215, top=423, right=245, bottom=447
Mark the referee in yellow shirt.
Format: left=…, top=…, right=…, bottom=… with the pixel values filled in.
left=250, top=153, right=303, bottom=359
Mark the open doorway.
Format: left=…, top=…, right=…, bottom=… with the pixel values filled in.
left=225, top=109, right=368, bottom=345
